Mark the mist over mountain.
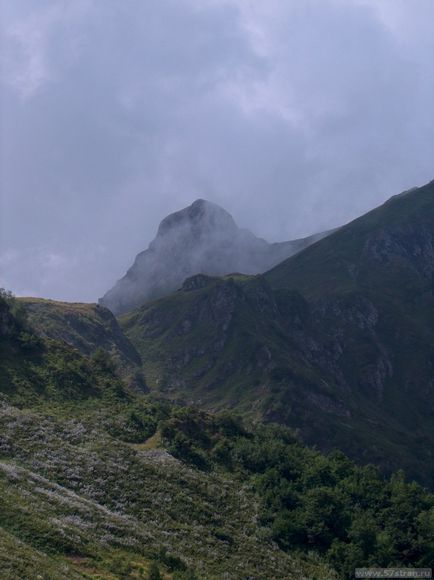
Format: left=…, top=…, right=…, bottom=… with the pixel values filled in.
left=100, top=199, right=329, bottom=314
left=3, top=183, right=434, bottom=576
left=120, top=180, right=434, bottom=486
left=4, top=1, right=434, bottom=575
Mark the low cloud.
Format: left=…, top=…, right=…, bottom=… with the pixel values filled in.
left=1, top=0, right=433, bottom=301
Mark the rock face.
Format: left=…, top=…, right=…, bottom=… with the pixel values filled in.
left=100, top=199, right=329, bottom=314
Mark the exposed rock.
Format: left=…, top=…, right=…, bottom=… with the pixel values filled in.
left=100, top=199, right=330, bottom=314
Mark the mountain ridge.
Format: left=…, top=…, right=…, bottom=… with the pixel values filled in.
left=120, top=180, right=434, bottom=487
left=100, top=198, right=331, bottom=314
left=9, top=183, right=434, bottom=485
left=18, top=297, right=145, bottom=390
left=266, top=179, right=434, bottom=297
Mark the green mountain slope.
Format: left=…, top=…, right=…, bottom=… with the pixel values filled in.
left=1, top=290, right=434, bottom=578
left=264, top=180, right=434, bottom=481
left=266, top=183, right=434, bottom=298
left=0, top=290, right=335, bottom=579
left=18, top=297, right=145, bottom=390
left=119, top=273, right=291, bottom=409
left=121, top=181, right=434, bottom=487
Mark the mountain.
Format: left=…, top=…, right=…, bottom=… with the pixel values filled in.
left=1, top=290, right=433, bottom=579
left=100, top=198, right=329, bottom=314
left=18, top=297, right=145, bottom=390
left=120, top=180, right=434, bottom=487
left=1, top=289, right=336, bottom=578
left=3, top=182, right=434, bottom=576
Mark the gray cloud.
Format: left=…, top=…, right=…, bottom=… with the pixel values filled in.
left=1, top=0, right=433, bottom=301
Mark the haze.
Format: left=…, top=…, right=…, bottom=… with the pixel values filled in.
left=1, top=0, right=433, bottom=302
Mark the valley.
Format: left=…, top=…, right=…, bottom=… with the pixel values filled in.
left=2, top=181, right=434, bottom=578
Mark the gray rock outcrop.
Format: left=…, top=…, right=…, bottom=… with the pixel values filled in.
left=100, top=199, right=329, bottom=314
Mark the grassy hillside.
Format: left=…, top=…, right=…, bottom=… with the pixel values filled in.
left=120, top=182, right=434, bottom=487
left=266, top=182, right=434, bottom=298
left=119, top=273, right=291, bottom=411
left=1, top=290, right=434, bottom=578
left=0, top=290, right=334, bottom=579
left=19, top=297, right=145, bottom=390
left=161, top=409, right=434, bottom=578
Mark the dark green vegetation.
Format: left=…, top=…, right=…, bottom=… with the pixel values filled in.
left=120, top=181, right=434, bottom=487
left=162, top=410, right=434, bottom=578
left=2, top=285, right=434, bottom=578
left=19, top=297, right=144, bottom=390
left=0, top=290, right=334, bottom=578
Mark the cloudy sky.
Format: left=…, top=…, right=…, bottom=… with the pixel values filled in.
left=1, top=0, right=433, bottom=302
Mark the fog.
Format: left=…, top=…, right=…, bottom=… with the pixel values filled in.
left=1, top=0, right=433, bottom=302
left=100, top=198, right=327, bottom=314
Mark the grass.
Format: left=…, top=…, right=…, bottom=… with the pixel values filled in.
left=18, top=296, right=144, bottom=390
left=0, top=397, right=334, bottom=579
left=2, top=288, right=433, bottom=578
left=0, top=297, right=333, bottom=578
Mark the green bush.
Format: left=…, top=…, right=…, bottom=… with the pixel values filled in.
left=158, top=408, right=434, bottom=578
left=147, top=562, right=162, bottom=580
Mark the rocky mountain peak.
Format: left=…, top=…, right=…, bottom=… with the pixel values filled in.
left=100, top=199, right=330, bottom=315
left=156, top=199, right=237, bottom=241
